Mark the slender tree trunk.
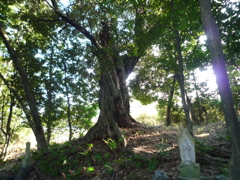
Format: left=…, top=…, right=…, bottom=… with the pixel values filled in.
left=2, top=95, right=14, bottom=158
left=198, top=0, right=240, bottom=178
left=166, top=75, right=176, bottom=126
left=63, top=62, right=73, bottom=141
left=45, top=87, right=53, bottom=143
left=192, top=71, right=204, bottom=123
left=66, top=95, right=72, bottom=141
left=171, top=0, right=193, bottom=135
left=45, top=47, right=54, bottom=144
left=204, top=106, right=209, bottom=125
left=0, top=72, right=34, bottom=129
left=174, top=29, right=194, bottom=136
left=186, top=95, right=199, bottom=125
left=0, top=22, right=48, bottom=152
left=0, top=93, right=15, bottom=160
left=46, top=123, right=51, bottom=144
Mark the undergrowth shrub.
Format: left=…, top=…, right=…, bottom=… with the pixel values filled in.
left=33, top=142, right=96, bottom=179
left=135, top=113, right=161, bottom=126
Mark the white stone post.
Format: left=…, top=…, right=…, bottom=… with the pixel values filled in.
left=22, top=142, right=34, bottom=168
left=177, top=128, right=201, bottom=180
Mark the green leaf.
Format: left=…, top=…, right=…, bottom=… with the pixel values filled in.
left=87, top=167, right=95, bottom=172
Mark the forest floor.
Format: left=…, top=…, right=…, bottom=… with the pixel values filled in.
left=0, top=121, right=231, bottom=180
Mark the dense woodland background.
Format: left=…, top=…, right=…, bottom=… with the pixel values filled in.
left=0, top=0, right=240, bottom=179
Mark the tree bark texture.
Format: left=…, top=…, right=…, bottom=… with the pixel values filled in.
left=95, top=21, right=137, bottom=130
left=0, top=22, right=48, bottom=152
left=83, top=71, right=128, bottom=145
left=82, top=51, right=137, bottom=143
left=99, top=63, right=135, bottom=128
left=198, top=0, right=240, bottom=179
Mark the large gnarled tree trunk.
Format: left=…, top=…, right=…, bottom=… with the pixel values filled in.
left=50, top=0, right=152, bottom=143
left=198, top=0, right=240, bottom=179
left=83, top=48, right=138, bottom=144
left=83, top=71, right=131, bottom=144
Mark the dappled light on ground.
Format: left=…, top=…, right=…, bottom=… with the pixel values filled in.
left=0, top=121, right=231, bottom=180
left=195, top=133, right=210, bottom=138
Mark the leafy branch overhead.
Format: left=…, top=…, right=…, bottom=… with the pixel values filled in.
left=49, top=0, right=166, bottom=77
left=49, top=0, right=99, bottom=48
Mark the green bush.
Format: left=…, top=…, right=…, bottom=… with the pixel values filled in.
left=135, top=113, right=161, bottom=126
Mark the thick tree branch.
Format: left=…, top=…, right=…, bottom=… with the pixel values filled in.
left=0, top=23, right=26, bottom=79
left=36, top=19, right=62, bottom=22
left=123, top=11, right=164, bottom=78
left=122, top=8, right=145, bottom=78
left=122, top=55, right=139, bottom=78
left=50, top=0, right=98, bottom=48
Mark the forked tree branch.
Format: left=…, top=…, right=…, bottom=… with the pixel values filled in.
left=50, top=0, right=98, bottom=48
